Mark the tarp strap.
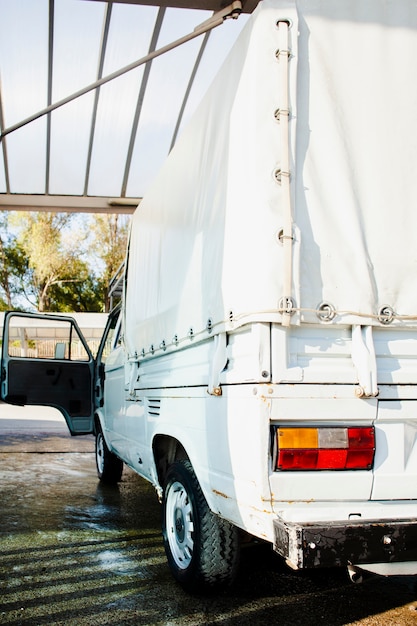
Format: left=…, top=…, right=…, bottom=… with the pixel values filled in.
left=277, top=20, right=293, bottom=327
left=351, top=325, right=379, bottom=398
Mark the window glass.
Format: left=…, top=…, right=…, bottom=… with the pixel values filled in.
left=101, top=309, right=121, bottom=362
left=7, top=315, right=90, bottom=362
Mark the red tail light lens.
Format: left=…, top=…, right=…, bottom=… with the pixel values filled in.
left=276, top=427, right=375, bottom=471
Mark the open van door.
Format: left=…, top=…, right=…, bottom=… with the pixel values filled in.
left=1, top=311, right=95, bottom=435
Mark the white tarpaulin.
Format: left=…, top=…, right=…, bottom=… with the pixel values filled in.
left=295, top=0, right=417, bottom=327
left=125, top=0, right=417, bottom=357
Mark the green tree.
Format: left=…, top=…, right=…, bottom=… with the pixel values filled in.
left=5, top=211, right=129, bottom=312
left=14, top=212, right=87, bottom=311
left=0, top=212, right=29, bottom=310
left=87, top=213, right=130, bottom=310
left=48, top=260, right=105, bottom=312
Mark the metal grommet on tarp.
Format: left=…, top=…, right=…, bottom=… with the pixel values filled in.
left=316, top=302, right=336, bottom=322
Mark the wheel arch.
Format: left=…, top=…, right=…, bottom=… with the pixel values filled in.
left=152, top=434, right=189, bottom=488
left=93, top=412, right=104, bottom=436
left=152, top=433, right=221, bottom=517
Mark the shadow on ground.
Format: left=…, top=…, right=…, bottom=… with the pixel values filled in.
left=0, top=442, right=417, bottom=625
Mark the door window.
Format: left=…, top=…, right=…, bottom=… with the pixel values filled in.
left=6, top=315, right=90, bottom=362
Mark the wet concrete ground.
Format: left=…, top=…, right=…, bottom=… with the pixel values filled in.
left=1, top=405, right=417, bottom=625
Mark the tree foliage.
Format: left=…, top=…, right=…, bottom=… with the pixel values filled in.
left=87, top=213, right=129, bottom=310
left=0, top=211, right=130, bottom=312
left=0, top=213, right=29, bottom=310
left=15, top=212, right=76, bottom=311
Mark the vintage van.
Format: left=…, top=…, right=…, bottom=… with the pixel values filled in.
left=3, top=0, right=417, bottom=591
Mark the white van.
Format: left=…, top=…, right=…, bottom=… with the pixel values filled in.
left=3, top=0, right=417, bottom=592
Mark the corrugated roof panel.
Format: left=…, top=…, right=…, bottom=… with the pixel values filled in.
left=48, top=0, right=105, bottom=194
left=87, top=69, right=146, bottom=196
left=0, top=150, right=6, bottom=193
left=0, top=0, right=49, bottom=193
left=175, top=12, right=249, bottom=132
left=87, top=4, right=158, bottom=196
left=0, top=0, right=253, bottom=204
left=125, top=7, right=212, bottom=196
left=52, top=0, right=105, bottom=100
left=49, top=94, right=97, bottom=194
left=7, top=120, right=47, bottom=194
left=0, top=0, right=49, bottom=125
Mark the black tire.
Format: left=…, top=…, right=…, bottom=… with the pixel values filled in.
left=162, top=460, right=240, bottom=592
left=95, top=428, right=123, bottom=484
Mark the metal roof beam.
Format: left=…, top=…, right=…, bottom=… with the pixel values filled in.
left=84, top=2, right=113, bottom=195
left=45, top=0, right=55, bottom=195
left=87, top=0, right=258, bottom=14
left=0, top=78, right=10, bottom=193
left=0, top=194, right=140, bottom=214
left=170, top=28, right=210, bottom=151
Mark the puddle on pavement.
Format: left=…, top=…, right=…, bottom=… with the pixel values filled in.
left=1, top=450, right=417, bottom=625
left=0, top=452, right=176, bottom=625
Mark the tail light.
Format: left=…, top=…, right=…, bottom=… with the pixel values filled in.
left=275, top=426, right=375, bottom=471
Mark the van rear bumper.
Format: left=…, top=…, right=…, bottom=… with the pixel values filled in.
left=273, top=517, right=417, bottom=569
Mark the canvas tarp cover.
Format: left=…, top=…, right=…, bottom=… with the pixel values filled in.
left=125, top=0, right=417, bottom=357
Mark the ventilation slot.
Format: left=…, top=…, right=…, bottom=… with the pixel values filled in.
left=147, top=398, right=161, bottom=417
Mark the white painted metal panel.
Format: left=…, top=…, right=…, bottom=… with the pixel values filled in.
left=272, top=324, right=417, bottom=387
left=372, top=401, right=417, bottom=500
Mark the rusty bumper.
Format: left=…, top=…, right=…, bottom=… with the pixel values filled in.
left=273, top=517, right=417, bottom=569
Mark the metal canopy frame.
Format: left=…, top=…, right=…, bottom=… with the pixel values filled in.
left=92, top=0, right=258, bottom=9
left=0, top=0, right=257, bottom=214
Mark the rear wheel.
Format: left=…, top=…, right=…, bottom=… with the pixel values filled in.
left=162, top=460, right=239, bottom=592
left=95, top=428, right=123, bottom=484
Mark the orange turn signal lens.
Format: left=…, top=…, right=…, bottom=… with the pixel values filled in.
left=277, top=427, right=318, bottom=449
